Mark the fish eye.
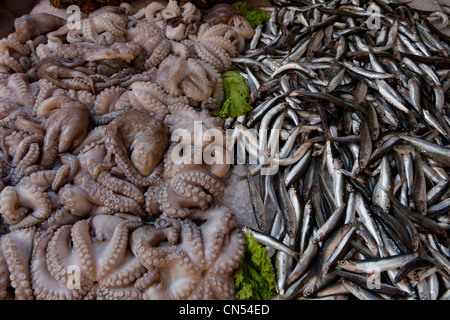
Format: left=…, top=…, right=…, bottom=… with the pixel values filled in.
left=338, top=260, right=347, bottom=266
left=304, top=287, right=314, bottom=296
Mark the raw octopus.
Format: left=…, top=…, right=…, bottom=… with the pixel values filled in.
left=0, top=0, right=252, bottom=300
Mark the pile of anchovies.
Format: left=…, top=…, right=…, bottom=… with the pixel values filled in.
left=227, top=0, right=450, bottom=300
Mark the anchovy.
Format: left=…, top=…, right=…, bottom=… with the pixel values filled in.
left=338, top=252, right=420, bottom=273
left=243, top=166, right=266, bottom=231
left=228, top=0, right=450, bottom=301
left=240, top=226, right=299, bottom=259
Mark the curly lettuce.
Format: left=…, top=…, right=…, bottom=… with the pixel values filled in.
left=234, top=232, right=277, bottom=300
left=215, top=71, right=253, bottom=120
left=232, top=1, right=270, bottom=29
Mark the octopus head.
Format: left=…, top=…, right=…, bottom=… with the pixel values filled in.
left=130, top=131, right=168, bottom=176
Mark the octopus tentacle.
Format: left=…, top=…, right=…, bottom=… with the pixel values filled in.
left=58, top=184, right=97, bottom=218
left=14, top=118, right=45, bottom=136
left=131, top=207, right=244, bottom=300
left=1, top=227, right=36, bottom=299
left=96, top=171, right=145, bottom=206
left=32, top=79, right=63, bottom=116
left=21, top=169, right=58, bottom=189
left=11, top=134, right=43, bottom=167
left=11, top=142, right=40, bottom=185
left=45, top=225, right=93, bottom=293
left=156, top=54, right=186, bottom=97
left=30, top=231, right=85, bottom=300
left=37, top=214, right=145, bottom=300
left=52, top=164, right=70, bottom=191
left=182, top=3, right=201, bottom=24
left=38, top=208, right=80, bottom=232
left=128, top=81, right=190, bottom=118
left=73, top=172, right=145, bottom=217
left=0, top=55, right=24, bottom=73
left=0, top=245, right=9, bottom=299
left=144, top=38, right=172, bottom=69
left=40, top=97, right=90, bottom=168
left=128, top=82, right=169, bottom=118
left=0, top=73, right=36, bottom=107
left=93, top=86, right=130, bottom=115
left=90, top=285, right=143, bottom=300
left=143, top=2, right=165, bottom=22
left=58, top=153, right=80, bottom=184
left=73, top=126, right=106, bottom=155
left=90, top=215, right=143, bottom=280
left=71, top=220, right=97, bottom=279
left=0, top=182, right=53, bottom=230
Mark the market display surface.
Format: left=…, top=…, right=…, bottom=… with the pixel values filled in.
left=0, top=0, right=449, bottom=300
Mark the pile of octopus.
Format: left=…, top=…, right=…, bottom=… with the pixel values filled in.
left=0, top=0, right=255, bottom=300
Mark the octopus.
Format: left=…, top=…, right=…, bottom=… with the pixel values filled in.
left=145, top=103, right=230, bottom=219
left=128, top=81, right=190, bottom=118
left=8, top=13, right=66, bottom=44
left=127, top=20, right=172, bottom=69
left=156, top=54, right=223, bottom=103
left=35, top=56, right=138, bottom=94
left=136, top=0, right=181, bottom=24
left=182, top=23, right=243, bottom=73
left=93, top=86, right=131, bottom=116
left=133, top=0, right=202, bottom=42
left=35, top=39, right=147, bottom=93
left=54, top=42, right=145, bottom=66
left=30, top=213, right=146, bottom=299
left=66, top=10, right=129, bottom=46
left=39, top=41, right=146, bottom=88
left=104, top=109, right=169, bottom=186
left=165, top=2, right=203, bottom=41
left=202, top=3, right=255, bottom=40
left=130, top=206, right=245, bottom=300
left=35, top=57, right=96, bottom=92
left=145, top=147, right=227, bottom=219
left=0, top=227, right=36, bottom=299
left=58, top=141, right=146, bottom=217
left=164, top=102, right=227, bottom=149
left=0, top=73, right=38, bottom=107
left=156, top=55, right=212, bottom=101
left=0, top=38, right=31, bottom=73
left=0, top=170, right=60, bottom=230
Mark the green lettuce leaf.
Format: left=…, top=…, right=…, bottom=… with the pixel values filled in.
left=215, top=71, right=253, bottom=120
left=232, top=1, right=270, bottom=29
left=234, top=232, right=277, bottom=300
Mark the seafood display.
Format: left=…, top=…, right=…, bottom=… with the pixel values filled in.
left=0, top=0, right=253, bottom=300
left=0, top=0, right=448, bottom=301
left=227, top=0, right=450, bottom=300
